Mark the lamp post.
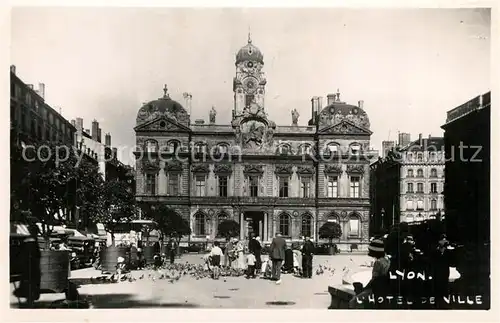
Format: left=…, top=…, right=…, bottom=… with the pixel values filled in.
left=380, top=208, right=385, bottom=232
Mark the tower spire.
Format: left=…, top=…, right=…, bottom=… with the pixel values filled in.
left=248, top=26, right=252, bottom=44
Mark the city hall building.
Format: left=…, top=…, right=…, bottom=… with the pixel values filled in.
left=134, top=35, right=376, bottom=250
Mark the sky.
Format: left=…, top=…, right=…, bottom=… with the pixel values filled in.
left=10, top=7, right=491, bottom=166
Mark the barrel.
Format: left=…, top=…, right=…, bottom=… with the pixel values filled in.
left=40, top=250, right=70, bottom=293
left=142, top=246, right=155, bottom=265
left=100, top=246, right=128, bottom=274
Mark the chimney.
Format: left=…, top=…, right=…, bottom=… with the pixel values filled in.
left=27, top=84, right=34, bottom=90
left=97, top=128, right=102, bottom=143
left=37, top=83, right=45, bottom=99
left=318, top=96, right=323, bottom=112
left=91, top=120, right=99, bottom=141
left=10, top=65, right=16, bottom=74
left=419, top=133, right=423, bottom=146
left=311, top=97, right=318, bottom=124
left=71, top=119, right=76, bottom=127
left=358, top=100, right=364, bottom=109
left=105, top=133, right=111, bottom=146
left=76, top=118, right=84, bottom=131
left=183, top=92, right=192, bottom=114
left=327, top=93, right=336, bottom=106
left=428, top=134, right=431, bottom=139
left=112, top=148, right=118, bottom=159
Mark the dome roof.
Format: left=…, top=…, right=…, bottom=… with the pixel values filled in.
left=136, top=86, right=189, bottom=127
left=318, top=101, right=371, bottom=130
left=236, top=35, right=264, bottom=65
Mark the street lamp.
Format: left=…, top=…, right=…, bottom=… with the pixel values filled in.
left=380, top=208, right=385, bottom=232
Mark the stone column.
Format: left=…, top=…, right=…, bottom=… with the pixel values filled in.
left=240, top=212, right=244, bottom=240
left=263, top=212, right=268, bottom=242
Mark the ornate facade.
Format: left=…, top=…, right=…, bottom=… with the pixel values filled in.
left=134, top=35, right=376, bottom=250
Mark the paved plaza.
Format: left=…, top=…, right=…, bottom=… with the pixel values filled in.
left=10, top=254, right=371, bottom=309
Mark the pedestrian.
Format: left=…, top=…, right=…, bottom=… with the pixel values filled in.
left=235, top=239, right=246, bottom=270
left=208, top=241, right=223, bottom=279
left=431, top=235, right=452, bottom=308
left=246, top=253, right=257, bottom=278
left=253, top=236, right=262, bottom=275
left=269, top=232, right=286, bottom=284
left=223, top=237, right=234, bottom=268
left=302, top=236, right=315, bottom=278
left=348, top=238, right=390, bottom=309
left=167, top=238, right=176, bottom=264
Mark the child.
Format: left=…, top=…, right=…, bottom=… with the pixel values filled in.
left=246, top=253, right=256, bottom=278
left=263, top=258, right=273, bottom=279
left=209, top=241, right=223, bottom=279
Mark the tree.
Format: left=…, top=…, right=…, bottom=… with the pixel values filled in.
left=91, top=178, right=138, bottom=246
left=216, top=219, right=240, bottom=240
left=141, top=204, right=190, bottom=245
left=319, top=221, right=342, bottom=245
left=11, top=141, right=103, bottom=248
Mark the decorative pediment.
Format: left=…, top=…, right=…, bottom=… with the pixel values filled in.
left=192, top=164, right=209, bottom=173
left=140, top=159, right=160, bottom=173
left=243, top=164, right=264, bottom=175
left=165, top=161, right=183, bottom=172
left=297, top=165, right=315, bottom=175
left=324, top=164, right=343, bottom=174
left=275, top=164, right=293, bottom=175
left=134, top=116, right=191, bottom=132
left=214, top=164, right=233, bottom=174
left=319, top=120, right=372, bottom=135
left=346, top=164, right=365, bottom=174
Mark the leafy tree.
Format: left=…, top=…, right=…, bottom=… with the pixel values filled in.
left=91, top=178, right=138, bottom=246
left=318, top=221, right=342, bottom=245
left=141, top=204, right=191, bottom=246
left=10, top=141, right=103, bottom=248
left=216, top=219, right=240, bottom=240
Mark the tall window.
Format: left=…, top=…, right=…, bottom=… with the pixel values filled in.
left=430, top=152, right=437, bottom=162
left=168, top=141, right=179, bottom=153
left=407, top=153, right=413, bottom=162
left=417, top=183, right=424, bottom=193
left=407, top=183, right=414, bottom=193
left=245, top=94, right=254, bottom=107
left=349, top=215, right=360, bottom=237
left=430, top=182, right=437, bottom=193
left=279, top=177, right=289, bottom=197
left=279, top=213, right=290, bottom=236
left=350, top=144, right=361, bottom=155
left=417, top=169, right=424, bottom=177
left=350, top=176, right=360, bottom=198
left=277, top=145, right=290, bottom=155
left=327, top=143, right=338, bottom=154
left=430, top=168, right=437, bottom=178
left=194, top=143, right=206, bottom=154
left=417, top=200, right=424, bottom=210
left=146, top=174, right=156, bottom=195
left=146, top=140, right=157, bottom=152
left=407, top=169, right=414, bottom=177
left=301, top=145, right=312, bottom=155
left=217, top=144, right=228, bottom=154
left=195, top=175, right=206, bottom=196
left=301, top=214, right=312, bottom=238
left=327, top=176, right=338, bottom=197
left=406, top=200, right=414, bottom=210
left=167, top=173, right=180, bottom=196
left=194, top=213, right=206, bottom=236
left=431, top=199, right=437, bottom=210
left=249, top=176, right=259, bottom=197
left=417, top=153, right=424, bottom=162
left=301, top=177, right=311, bottom=198
left=218, top=175, right=228, bottom=197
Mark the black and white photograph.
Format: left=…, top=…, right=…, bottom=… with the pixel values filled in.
left=6, top=4, right=494, bottom=315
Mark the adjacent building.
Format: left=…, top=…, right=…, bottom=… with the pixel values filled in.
left=370, top=134, right=445, bottom=233
left=134, top=35, right=377, bottom=250
left=10, top=65, right=76, bottom=147
left=441, top=91, right=490, bottom=245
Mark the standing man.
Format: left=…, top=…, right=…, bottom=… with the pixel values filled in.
left=269, top=232, right=286, bottom=284
left=302, top=236, right=315, bottom=278
left=167, top=238, right=176, bottom=264
left=224, top=237, right=234, bottom=268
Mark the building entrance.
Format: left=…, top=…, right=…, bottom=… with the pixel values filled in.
left=244, top=211, right=264, bottom=240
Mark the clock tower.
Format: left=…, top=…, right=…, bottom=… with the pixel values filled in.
left=233, top=33, right=267, bottom=119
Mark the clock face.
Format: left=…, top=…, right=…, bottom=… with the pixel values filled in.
left=246, top=80, right=254, bottom=88
left=247, top=61, right=254, bottom=68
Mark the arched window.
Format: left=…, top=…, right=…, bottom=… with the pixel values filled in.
left=417, top=153, right=424, bottom=162
left=216, top=143, right=229, bottom=154
left=429, top=152, right=437, bottom=162
left=301, top=214, right=313, bottom=238
left=417, top=169, right=424, bottom=177
left=430, top=168, right=437, bottom=178
left=407, top=153, right=413, bottom=162
left=216, top=212, right=228, bottom=236
left=194, top=213, right=206, bottom=236
left=431, top=199, right=437, bottom=210
left=327, top=212, right=340, bottom=223
left=167, top=140, right=180, bottom=153
left=326, top=142, right=339, bottom=154
left=194, top=142, right=206, bottom=154
left=276, top=144, right=291, bottom=155
left=348, top=214, right=360, bottom=237
left=279, top=213, right=290, bottom=236
left=407, top=169, right=414, bottom=177
left=350, top=143, right=361, bottom=155
left=300, top=144, right=312, bottom=155
left=145, top=140, right=158, bottom=153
